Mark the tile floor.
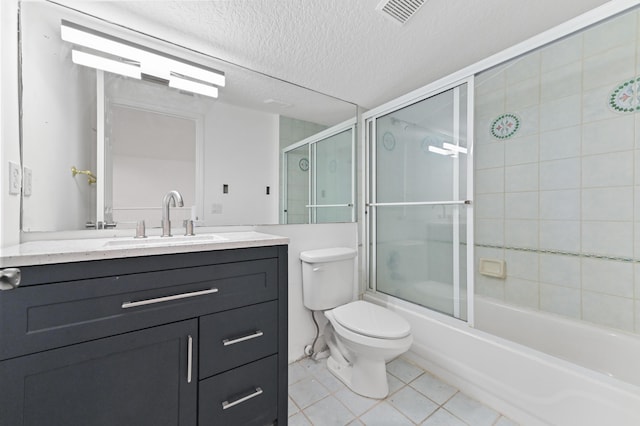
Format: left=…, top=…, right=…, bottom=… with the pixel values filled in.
left=288, top=356, right=518, bottom=426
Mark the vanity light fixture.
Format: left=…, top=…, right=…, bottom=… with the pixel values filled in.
left=442, top=142, right=467, bottom=155
left=428, top=142, right=467, bottom=156
left=60, top=20, right=225, bottom=98
left=169, top=74, right=218, bottom=98
left=71, top=50, right=141, bottom=80
left=427, top=145, right=453, bottom=156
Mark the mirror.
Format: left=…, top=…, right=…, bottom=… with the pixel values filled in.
left=19, top=1, right=357, bottom=233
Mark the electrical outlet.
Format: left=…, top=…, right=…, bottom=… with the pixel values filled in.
left=8, top=161, right=21, bottom=195
left=23, top=166, right=33, bottom=197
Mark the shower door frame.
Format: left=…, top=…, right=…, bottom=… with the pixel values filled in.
left=364, top=76, right=475, bottom=326
left=282, top=118, right=356, bottom=224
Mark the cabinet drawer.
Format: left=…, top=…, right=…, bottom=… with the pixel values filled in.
left=198, top=355, right=278, bottom=426
left=200, top=301, right=278, bottom=379
left=0, top=258, right=278, bottom=360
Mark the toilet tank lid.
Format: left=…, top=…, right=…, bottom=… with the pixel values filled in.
left=332, top=301, right=411, bottom=339
left=300, top=247, right=356, bottom=263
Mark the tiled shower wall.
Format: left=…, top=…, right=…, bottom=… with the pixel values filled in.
left=474, top=9, right=640, bottom=334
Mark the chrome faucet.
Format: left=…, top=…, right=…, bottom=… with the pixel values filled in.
left=161, top=190, right=184, bottom=237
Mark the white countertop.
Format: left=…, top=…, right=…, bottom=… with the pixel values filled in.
left=0, top=231, right=289, bottom=267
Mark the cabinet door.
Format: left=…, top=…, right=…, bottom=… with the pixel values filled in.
left=0, top=319, right=197, bottom=426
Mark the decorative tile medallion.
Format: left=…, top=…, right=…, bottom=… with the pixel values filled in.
left=382, top=131, right=396, bottom=151
left=609, top=77, right=640, bottom=113
left=490, top=113, right=520, bottom=140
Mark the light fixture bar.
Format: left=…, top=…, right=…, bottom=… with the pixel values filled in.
left=428, top=145, right=453, bottom=156
left=169, top=75, right=219, bottom=98
left=72, top=50, right=141, bottom=79
left=61, top=20, right=225, bottom=89
left=442, top=142, right=468, bottom=154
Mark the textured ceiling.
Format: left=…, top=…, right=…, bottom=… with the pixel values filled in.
left=56, top=0, right=612, bottom=110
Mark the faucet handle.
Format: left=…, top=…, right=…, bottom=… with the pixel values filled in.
left=184, top=220, right=195, bottom=236
left=135, top=220, right=147, bottom=238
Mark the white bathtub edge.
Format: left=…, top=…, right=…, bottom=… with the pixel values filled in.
left=365, top=293, right=640, bottom=426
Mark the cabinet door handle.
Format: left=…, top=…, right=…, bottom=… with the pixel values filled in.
left=121, top=288, right=218, bottom=309
left=222, top=330, right=264, bottom=346
left=221, top=387, right=263, bottom=410
left=187, top=335, right=193, bottom=383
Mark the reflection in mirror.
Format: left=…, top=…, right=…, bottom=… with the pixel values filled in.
left=19, top=1, right=357, bottom=233
left=282, top=120, right=356, bottom=224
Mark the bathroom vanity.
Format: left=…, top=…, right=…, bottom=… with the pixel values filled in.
left=0, top=232, right=288, bottom=426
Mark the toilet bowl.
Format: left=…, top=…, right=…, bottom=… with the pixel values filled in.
left=323, top=300, right=413, bottom=399
left=299, top=247, right=413, bottom=399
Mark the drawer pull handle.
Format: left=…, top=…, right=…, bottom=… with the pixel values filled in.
left=223, top=330, right=264, bottom=346
left=222, top=387, right=263, bottom=410
left=121, top=288, right=218, bottom=309
left=187, top=335, right=193, bottom=384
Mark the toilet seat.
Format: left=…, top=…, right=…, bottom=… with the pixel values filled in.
left=331, top=301, right=411, bottom=339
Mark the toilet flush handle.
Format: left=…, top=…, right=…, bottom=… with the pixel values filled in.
left=312, top=266, right=323, bottom=272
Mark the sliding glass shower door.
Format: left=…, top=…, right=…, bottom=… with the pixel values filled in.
left=367, top=80, right=474, bottom=323
left=283, top=120, right=355, bottom=224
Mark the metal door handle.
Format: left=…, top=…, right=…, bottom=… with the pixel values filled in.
left=222, top=387, right=263, bottom=410
left=223, top=330, right=264, bottom=346
left=121, top=288, right=218, bottom=308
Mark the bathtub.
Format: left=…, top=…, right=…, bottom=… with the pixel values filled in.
left=364, top=292, right=640, bottom=426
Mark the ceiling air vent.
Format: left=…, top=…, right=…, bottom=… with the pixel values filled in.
left=376, top=0, right=426, bottom=25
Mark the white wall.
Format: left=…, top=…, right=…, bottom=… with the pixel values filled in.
left=256, top=222, right=358, bottom=363
left=20, top=2, right=96, bottom=232
left=203, top=103, right=279, bottom=225
left=0, top=0, right=21, bottom=247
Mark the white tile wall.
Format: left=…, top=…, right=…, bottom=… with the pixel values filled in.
left=581, top=151, right=633, bottom=188
left=582, top=291, right=634, bottom=331
left=582, top=258, right=634, bottom=297
left=540, top=61, right=582, bottom=101
left=583, top=12, right=636, bottom=56
left=504, top=219, right=538, bottom=247
left=539, top=157, right=580, bottom=190
left=581, top=187, right=633, bottom=221
left=504, top=250, right=539, bottom=280
left=540, top=189, right=580, bottom=221
left=505, top=163, right=538, bottom=192
left=539, top=283, right=581, bottom=319
left=581, top=221, right=633, bottom=258
left=582, top=115, right=634, bottom=156
left=539, top=220, right=581, bottom=252
left=473, top=8, right=640, bottom=335
left=475, top=168, right=504, bottom=193
left=505, top=277, right=539, bottom=309
left=539, top=126, right=581, bottom=161
left=582, top=44, right=635, bottom=90
left=541, top=34, right=583, bottom=72
left=505, top=191, right=538, bottom=219
left=539, top=254, right=581, bottom=288
left=504, top=135, right=538, bottom=166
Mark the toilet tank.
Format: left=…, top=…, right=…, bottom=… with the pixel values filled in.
left=300, top=247, right=357, bottom=311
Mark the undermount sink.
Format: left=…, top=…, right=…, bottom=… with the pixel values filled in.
left=104, top=233, right=227, bottom=248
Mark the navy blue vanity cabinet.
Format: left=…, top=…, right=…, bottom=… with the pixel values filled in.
left=0, top=245, right=288, bottom=426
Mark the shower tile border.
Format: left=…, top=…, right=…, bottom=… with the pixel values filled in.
left=474, top=243, right=636, bottom=263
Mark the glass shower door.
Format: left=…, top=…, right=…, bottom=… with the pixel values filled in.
left=309, top=128, right=355, bottom=223
left=368, top=80, right=473, bottom=322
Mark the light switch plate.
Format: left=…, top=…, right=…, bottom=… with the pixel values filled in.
left=23, top=166, right=33, bottom=196
left=8, top=161, right=21, bottom=195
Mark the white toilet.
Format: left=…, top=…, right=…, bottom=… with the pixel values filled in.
left=300, top=247, right=413, bottom=399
